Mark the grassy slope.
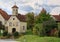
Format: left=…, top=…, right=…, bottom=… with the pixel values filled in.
left=17, top=35, right=60, bottom=42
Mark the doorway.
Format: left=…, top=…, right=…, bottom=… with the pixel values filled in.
left=12, top=28, right=16, bottom=33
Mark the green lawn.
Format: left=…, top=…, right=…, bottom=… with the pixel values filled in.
left=17, top=35, right=60, bottom=42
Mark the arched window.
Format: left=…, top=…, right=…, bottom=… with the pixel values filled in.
left=23, top=26, right=25, bottom=30
left=9, top=22, right=12, bottom=26
left=13, top=9, right=15, bottom=11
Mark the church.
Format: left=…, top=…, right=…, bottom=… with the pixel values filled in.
left=0, top=4, right=27, bottom=34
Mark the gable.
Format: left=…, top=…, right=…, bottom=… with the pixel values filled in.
left=8, top=16, right=20, bottom=23
left=16, top=14, right=26, bottom=22
left=8, top=14, right=26, bottom=22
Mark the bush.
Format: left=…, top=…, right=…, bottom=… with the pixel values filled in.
left=33, top=28, right=37, bottom=35
left=58, top=31, right=60, bottom=37
left=13, top=31, right=19, bottom=38
left=3, top=31, right=8, bottom=36
left=26, top=29, right=33, bottom=35
left=7, top=33, right=12, bottom=38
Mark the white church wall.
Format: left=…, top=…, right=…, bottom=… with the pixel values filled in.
left=0, top=14, right=5, bottom=25
left=6, top=16, right=20, bottom=33
left=20, top=22, right=27, bottom=33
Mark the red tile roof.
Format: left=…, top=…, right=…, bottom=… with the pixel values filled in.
left=16, top=14, right=26, bottom=22
left=52, top=15, right=60, bottom=22
left=0, top=9, right=10, bottom=20
left=0, top=9, right=26, bottom=22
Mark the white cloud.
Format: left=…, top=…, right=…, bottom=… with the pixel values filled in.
left=50, top=7, right=60, bottom=15
left=0, top=0, right=60, bottom=15
left=46, top=0, right=60, bottom=5
left=46, top=0, right=60, bottom=15
left=18, top=10, right=28, bottom=15
left=0, top=0, right=42, bottom=15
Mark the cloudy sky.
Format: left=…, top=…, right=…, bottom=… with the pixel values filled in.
left=0, top=0, right=60, bottom=15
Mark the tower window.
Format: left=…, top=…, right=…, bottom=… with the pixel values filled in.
left=16, top=9, right=17, bottom=11
left=13, top=9, right=15, bottom=11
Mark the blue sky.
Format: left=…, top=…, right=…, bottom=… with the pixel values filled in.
left=0, top=0, right=60, bottom=15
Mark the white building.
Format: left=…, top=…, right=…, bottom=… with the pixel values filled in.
left=0, top=4, right=27, bottom=34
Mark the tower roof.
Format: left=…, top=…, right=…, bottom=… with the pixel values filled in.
left=12, top=5, right=18, bottom=8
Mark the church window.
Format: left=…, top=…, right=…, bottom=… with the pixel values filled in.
left=23, top=26, right=25, bottom=30
left=9, top=22, right=12, bottom=26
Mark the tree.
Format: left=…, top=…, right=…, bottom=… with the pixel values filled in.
left=35, top=12, right=52, bottom=23
left=33, top=23, right=44, bottom=36
left=58, top=30, right=60, bottom=37
left=26, top=12, right=34, bottom=30
left=43, top=20, right=57, bottom=36
left=34, top=8, right=57, bottom=36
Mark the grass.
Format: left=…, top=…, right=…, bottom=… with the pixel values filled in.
left=17, top=35, right=60, bottom=42
left=26, top=30, right=33, bottom=35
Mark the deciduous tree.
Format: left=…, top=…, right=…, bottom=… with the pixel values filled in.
left=26, top=12, right=34, bottom=30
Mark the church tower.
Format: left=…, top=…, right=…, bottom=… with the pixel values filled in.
left=12, top=4, right=18, bottom=15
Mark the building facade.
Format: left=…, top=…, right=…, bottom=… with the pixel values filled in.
left=0, top=4, right=27, bottom=34
left=52, top=15, right=60, bottom=30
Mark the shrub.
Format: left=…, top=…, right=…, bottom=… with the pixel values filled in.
left=13, top=31, right=19, bottom=38
left=33, top=28, right=37, bottom=35
left=58, top=31, right=60, bottom=37
left=3, top=31, right=8, bottom=36
left=7, top=33, right=12, bottom=38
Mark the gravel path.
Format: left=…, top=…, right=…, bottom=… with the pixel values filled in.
left=0, top=39, right=17, bottom=42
